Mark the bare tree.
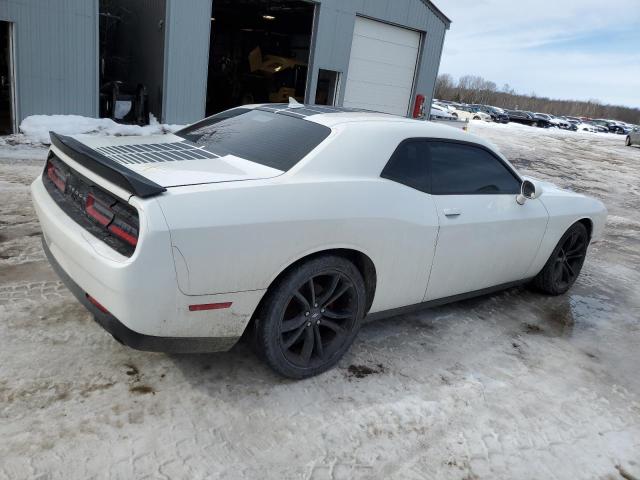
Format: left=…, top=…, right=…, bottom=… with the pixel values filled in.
left=435, top=74, right=640, bottom=123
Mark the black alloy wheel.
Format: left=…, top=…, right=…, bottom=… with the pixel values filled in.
left=533, top=222, right=589, bottom=295
left=280, top=273, right=358, bottom=368
left=255, top=256, right=366, bottom=378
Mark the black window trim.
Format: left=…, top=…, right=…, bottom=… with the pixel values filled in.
left=381, top=137, right=523, bottom=196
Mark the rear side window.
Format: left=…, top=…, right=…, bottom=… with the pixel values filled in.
left=429, top=142, right=520, bottom=195
left=176, top=110, right=331, bottom=171
left=381, top=140, right=431, bottom=193
left=381, top=139, right=521, bottom=195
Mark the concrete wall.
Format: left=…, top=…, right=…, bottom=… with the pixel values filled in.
left=0, top=0, right=99, bottom=125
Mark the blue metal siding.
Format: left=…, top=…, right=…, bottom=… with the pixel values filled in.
left=161, top=0, right=211, bottom=124
left=308, top=0, right=447, bottom=113
left=0, top=0, right=98, bottom=124
left=163, top=0, right=447, bottom=124
left=0, top=0, right=447, bottom=125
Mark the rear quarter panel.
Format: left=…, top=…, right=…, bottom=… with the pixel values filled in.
left=157, top=177, right=440, bottom=314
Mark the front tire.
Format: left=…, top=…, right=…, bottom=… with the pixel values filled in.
left=255, top=256, right=366, bottom=379
left=626, top=136, right=632, bottom=146
left=532, top=222, right=589, bottom=295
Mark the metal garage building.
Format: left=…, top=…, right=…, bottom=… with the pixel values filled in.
left=0, top=0, right=450, bottom=133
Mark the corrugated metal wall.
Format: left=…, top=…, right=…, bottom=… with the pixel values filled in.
left=0, top=0, right=447, bottom=126
left=164, top=0, right=447, bottom=124
left=308, top=0, right=447, bottom=114
left=162, top=0, right=211, bottom=125
left=0, top=0, right=98, bottom=125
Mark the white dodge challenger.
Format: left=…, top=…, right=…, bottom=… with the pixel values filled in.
left=32, top=103, right=607, bottom=378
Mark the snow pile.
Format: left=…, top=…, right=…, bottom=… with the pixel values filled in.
left=17, top=114, right=185, bottom=144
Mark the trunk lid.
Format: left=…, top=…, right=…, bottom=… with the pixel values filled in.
left=70, top=133, right=284, bottom=189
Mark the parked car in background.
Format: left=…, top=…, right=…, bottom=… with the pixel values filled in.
left=430, top=104, right=456, bottom=120
left=534, top=113, right=560, bottom=127
left=619, top=123, right=634, bottom=135
left=31, top=103, right=606, bottom=378
left=593, top=119, right=626, bottom=134
left=471, top=104, right=510, bottom=123
left=504, top=110, right=552, bottom=128
left=626, top=127, right=640, bottom=146
left=453, top=106, right=492, bottom=122
left=554, top=116, right=573, bottom=130
left=504, top=110, right=536, bottom=126
left=527, top=113, right=554, bottom=128
left=571, top=122, right=594, bottom=133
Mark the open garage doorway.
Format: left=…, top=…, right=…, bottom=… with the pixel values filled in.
left=0, top=21, right=15, bottom=134
left=206, top=0, right=315, bottom=116
left=99, top=0, right=166, bottom=124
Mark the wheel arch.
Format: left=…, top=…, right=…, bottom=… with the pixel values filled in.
left=577, top=217, right=593, bottom=240
left=245, top=248, right=378, bottom=336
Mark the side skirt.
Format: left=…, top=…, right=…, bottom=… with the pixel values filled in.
left=366, top=279, right=532, bottom=322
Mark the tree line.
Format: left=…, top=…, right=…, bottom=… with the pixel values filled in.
left=434, top=74, right=640, bottom=124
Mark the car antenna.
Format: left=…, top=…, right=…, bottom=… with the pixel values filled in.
left=288, top=97, right=303, bottom=109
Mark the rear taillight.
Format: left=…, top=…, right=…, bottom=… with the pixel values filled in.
left=108, top=216, right=139, bottom=246
left=46, top=160, right=67, bottom=192
left=44, top=154, right=140, bottom=256
left=84, top=191, right=139, bottom=248
left=85, top=193, right=114, bottom=227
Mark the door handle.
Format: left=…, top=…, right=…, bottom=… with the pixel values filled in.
left=443, top=208, right=462, bottom=217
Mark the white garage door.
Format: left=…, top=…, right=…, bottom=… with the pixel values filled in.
left=342, top=17, right=421, bottom=116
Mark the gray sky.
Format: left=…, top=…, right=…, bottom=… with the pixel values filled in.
left=435, top=0, right=640, bottom=108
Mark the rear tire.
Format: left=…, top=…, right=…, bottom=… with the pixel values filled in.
left=255, top=256, right=366, bottom=379
left=532, top=222, right=589, bottom=295
left=626, top=136, right=632, bottom=146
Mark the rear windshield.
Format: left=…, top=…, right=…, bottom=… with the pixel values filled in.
left=176, top=109, right=331, bottom=171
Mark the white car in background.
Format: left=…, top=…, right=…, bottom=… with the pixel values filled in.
left=451, top=106, right=492, bottom=122
left=32, top=103, right=607, bottom=379
left=577, top=122, right=599, bottom=133
left=430, top=104, right=456, bottom=120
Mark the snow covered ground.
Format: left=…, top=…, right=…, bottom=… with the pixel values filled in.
left=1, top=114, right=184, bottom=145
left=1, top=121, right=639, bottom=479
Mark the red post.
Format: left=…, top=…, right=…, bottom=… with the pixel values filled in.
left=412, top=94, right=425, bottom=118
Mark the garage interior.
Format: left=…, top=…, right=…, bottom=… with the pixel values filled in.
left=98, top=0, right=167, bottom=124
left=0, top=21, right=13, bottom=134
left=206, top=0, right=314, bottom=116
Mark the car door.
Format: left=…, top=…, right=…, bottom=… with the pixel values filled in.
left=424, top=140, right=548, bottom=301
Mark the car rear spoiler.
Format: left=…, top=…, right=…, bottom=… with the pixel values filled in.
left=49, top=132, right=166, bottom=198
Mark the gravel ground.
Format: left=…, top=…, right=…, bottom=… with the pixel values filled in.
left=1, top=123, right=639, bottom=479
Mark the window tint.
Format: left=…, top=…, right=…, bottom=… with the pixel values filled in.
left=381, top=140, right=431, bottom=193
left=176, top=110, right=331, bottom=171
left=430, top=142, right=520, bottom=195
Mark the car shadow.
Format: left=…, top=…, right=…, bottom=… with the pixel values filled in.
left=166, top=283, right=591, bottom=398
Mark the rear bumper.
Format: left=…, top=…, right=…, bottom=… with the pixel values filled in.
left=32, top=173, right=265, bottom=351
left=43, top=238, right=235, bottom=353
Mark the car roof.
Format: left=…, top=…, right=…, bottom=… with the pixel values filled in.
left=241, top=102, right=495, bottom=149
left=245, top=103, right=399, bottom=126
